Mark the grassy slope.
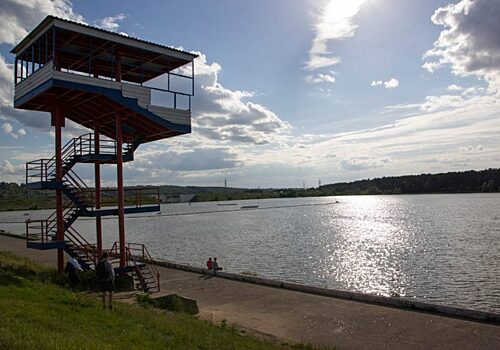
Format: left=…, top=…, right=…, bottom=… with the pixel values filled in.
left=0, top=251, right=330, bottom=350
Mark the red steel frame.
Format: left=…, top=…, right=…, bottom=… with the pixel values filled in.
left=14, top=17, right=196, bottom=276
left=52, top=104, right=65, bottom=272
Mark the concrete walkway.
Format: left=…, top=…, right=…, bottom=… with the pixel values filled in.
left=1, top=234, right=499, bottom=349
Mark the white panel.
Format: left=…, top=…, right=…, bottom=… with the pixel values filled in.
left=15, top=63, right=53, bottom=99
left=54, top=71, right=121, bottom=90
left=122, top=84, right=151, bottom=108
left=148, top=105, right=191, bottom=125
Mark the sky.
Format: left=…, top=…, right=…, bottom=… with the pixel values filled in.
left=0, top=0, right=499, bottom=188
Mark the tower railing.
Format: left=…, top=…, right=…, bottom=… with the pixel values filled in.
left=26, top=133, right=133, bottom=184
left=108, top=241, right=160, bottom=293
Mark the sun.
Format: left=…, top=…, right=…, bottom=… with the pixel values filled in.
left=318, top=0, right=368, bottom=39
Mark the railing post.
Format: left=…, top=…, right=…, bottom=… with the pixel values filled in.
left=116, top=112, right=126, bottom=268
left=94, top=124, right=101, bottom=257
left=191, top=60, right=195, bottom=96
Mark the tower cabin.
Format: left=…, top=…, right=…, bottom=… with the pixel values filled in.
left=11, top=16, right=197, bottom=293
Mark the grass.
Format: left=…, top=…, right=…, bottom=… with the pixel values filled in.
left=0, top=198, right=55, bottom=211
left=0, top=251, right=333, bottom=350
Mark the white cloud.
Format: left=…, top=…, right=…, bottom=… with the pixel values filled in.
left=340, top=158, right=389, bottom=171
left=0, top=160, right=23, bottom=176
left=306, top=0, right=366, bottom=71
left=0, top=1, right=87, bottom=135
left=190, top=53, right=291, bottom=145
left=305, top=73, right=336, bottom=84
left=420, top=95, right=465, bottom=112
left=423, top=0, right=500, bottom=93
left=387, top=94, right=469, bottom=113
left=0, top=1, right=293, bottom=185
left=95, top=13, right=127, bottom=32
left=1, top=122, right=27, bottom=138
left=371, top=78, right=399, bottom=89
left=135, top=147, right=239, bottom=172
left=459, top=145, right=484, bottom=153
left=0, top=55, right=14, bottom=106
left=0, top=0, right=85, bottom=45
left=447, top=84, right=463, bottom=91
left=462, top=86, right=485, bottom=97
left=301, top=95, right=500, bottom=179
left=0, top=55, right=86, bottom=135
left=2, top=122, right=13, bottom=135
left=384, top=78, right=399, bottom=89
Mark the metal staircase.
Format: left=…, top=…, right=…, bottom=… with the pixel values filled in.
left=26, top=133, right=137, bottom=185
left=110, top=242, right=161, bottom=293
left=25, top=133, right=160, bottom=293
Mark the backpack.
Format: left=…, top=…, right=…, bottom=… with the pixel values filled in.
left=96, top=261, right=110, bottom=282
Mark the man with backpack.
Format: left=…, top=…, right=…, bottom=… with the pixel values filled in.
left=96, top=252, right=115, bottom=310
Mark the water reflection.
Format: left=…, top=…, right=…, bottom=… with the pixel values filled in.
left=319, top=196, right=411, bottom=297
left=0, top=194, right=499, bottom=312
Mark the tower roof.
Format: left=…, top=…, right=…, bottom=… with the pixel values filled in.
left=11, top=15, right=198, bottom=83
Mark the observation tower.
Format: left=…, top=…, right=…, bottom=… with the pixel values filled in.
left=11, top=16, right=197, bottom=293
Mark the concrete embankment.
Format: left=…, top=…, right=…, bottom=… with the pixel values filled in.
left=1, top=232, right=499, bottom=349
left=154, top=259, right=500, bottom=324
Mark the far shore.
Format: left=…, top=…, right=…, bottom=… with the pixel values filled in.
left=1, top=191, right=499, bottom=212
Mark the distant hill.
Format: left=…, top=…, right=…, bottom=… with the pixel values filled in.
left=319, top=168, right=500, bottom=195
left=158, top=185, right=245, bottom=195
left=1, top=168, right=499, bottom=211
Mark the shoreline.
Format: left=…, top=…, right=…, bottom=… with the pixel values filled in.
left=1, top=191, right=500, bottom=212
left=1, top=230, right=498, bottom=325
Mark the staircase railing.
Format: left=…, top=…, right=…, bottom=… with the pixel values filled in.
left=98, top=187, right=160, bottom=209
left=63, top=169, right=94, bottom=207
left=25, top=199, right=78, bottom=244
left=125, top=246, right=149, bottom=291
left=125, top=242, right=160, bottom=292
left=65, top=226, right=98, bottom=266
left=45, top=200, right=78, bottom=235
left=26, top=133, right=134, bottom=184
left=107, top=241, right=160, bottom=292
left=25, top=219, right=52, bottom=244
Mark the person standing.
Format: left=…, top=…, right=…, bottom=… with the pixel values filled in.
left=96, top=252, right=115, bottom=310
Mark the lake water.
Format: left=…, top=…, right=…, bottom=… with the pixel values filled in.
left=1, top=193, right=499, bottom=313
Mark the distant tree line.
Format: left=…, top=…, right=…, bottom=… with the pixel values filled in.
left=1, top=168, right=499, bottom=210
left=319, top=168, right=500, bottom=195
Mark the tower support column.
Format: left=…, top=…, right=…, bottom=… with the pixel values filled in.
left=116, top=113, right=126, bottom=268
left=94, top=125, right=102, bottom=257
left=51, top=105, right=65, bottom=273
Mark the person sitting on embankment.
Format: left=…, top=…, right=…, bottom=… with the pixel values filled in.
left=213, top=257, right=223, bottom=276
